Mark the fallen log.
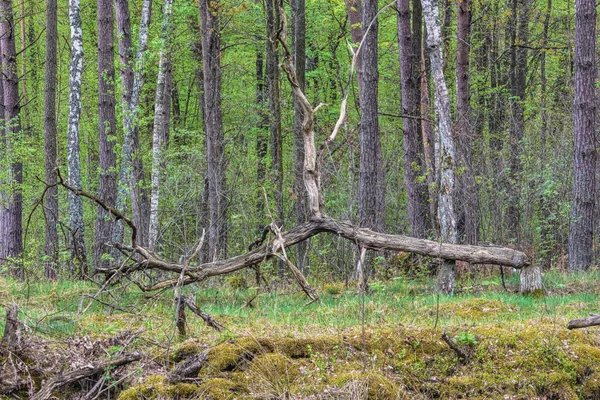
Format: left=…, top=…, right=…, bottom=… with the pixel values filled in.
left=31, top=352, right=141, bottom=400
left=567, top=314, right=600, bottom=330
left=168, top=351, right=208, bottom=383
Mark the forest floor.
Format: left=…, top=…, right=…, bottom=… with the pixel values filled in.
left=2, top=268, right=600, bottom=399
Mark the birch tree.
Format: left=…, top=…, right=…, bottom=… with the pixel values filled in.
left=421, top=0, right=457, bottom=294
left=67, top=0, right=87, bottom=274
left=148, top=0, right=174, bottom=252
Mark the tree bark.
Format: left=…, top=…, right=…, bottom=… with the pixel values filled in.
left=568, top=0, right=596, bottom=271
left=43, top=0, right=59, bottom=279
left=519, top=264, right=542, bottom=294
left=0, top=0, right=23, bottom=278
left=293, top=0, right=308, bottom=272
left=397, top=0, right=430, bottom=238
left=344, top=0, right=364, bottom=106
left=256, top=50, right=268, bottom=216
left=199, top=0, right=228, bottom=261
left=455, top=0, right=479, bottom=245
left=358, top=0, right=385, bottom=232
left=148, top=0, right=174, bottom=252
left=421, top=0, right=457, bottom=294
left=506, top=0, right=531, bottom=242
left=67, top=0, right=87, bottom=273
left=95, top=0, right=117, bottom=270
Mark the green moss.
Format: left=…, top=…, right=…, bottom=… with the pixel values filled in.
left=248, top=353, right=301, bottom=398
left=271, top=337, right=337, bottom=358
left=323, top=283, right=345, bottom=295
left=171, top=339, right=206, bottom=362
left=334, top=372, right=403, bottom=400
left=118, top=375, right=200, bottom=400
left=201, top=337, right=270, bottom=375
left=196, top=378, right=248, bottom=399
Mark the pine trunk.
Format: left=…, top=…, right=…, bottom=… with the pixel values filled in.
left=568, top=0, right=596, bottom=271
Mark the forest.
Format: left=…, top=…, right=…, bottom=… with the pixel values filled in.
left=2, top=0, right=600, bottom=397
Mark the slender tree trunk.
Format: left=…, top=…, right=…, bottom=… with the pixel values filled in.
left=397, top=0, right=430, bottom=238
left=256, top=49, right=268, bottom=216
left=421, top=0, right=457, bottom=294
left=344, top=0, right=364, bottom=106
left=94, top=0, right=117, bottom=270
left=455, top=0, right=479, bottom=245
left=19, top=0, right=26, bottom=123
left=293, top=0, right=308, bottom=271
left=568, top=0, right=596, bottom=271
left=148, top=0, right=174, bottom=252
left=0, top=0, right=23, bottom=278
left=67, top=0, right=87, bottom=274
left=43, top=0, right=59, bottom=279
left=199, top=0, right=228, bottom=261
left=358, top=0, right=384, bottom=232
left=506, top=0, right=531, bottom=242
left=115, top=0, right=152, bottom=248
left=421, top=26, right=437, bottom=230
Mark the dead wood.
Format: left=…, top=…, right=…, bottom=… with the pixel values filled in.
left=1, top=304, right=22, bottom=354
left=441, top=332, right=470, bottom=362
left=567, top=314, right=600, bottom=330
left=168, top=351, right=208, bottom=383
left=31, top=352, right=141, bottom=400
left=177, top=295, right=224, bottom=332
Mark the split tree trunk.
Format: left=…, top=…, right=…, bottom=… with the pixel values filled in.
left=568, top=0, right=596, bottom=271
left=421, top=0, right=458, bottom=294
left=148, top=0, right=174, bottom=252
left=67, top=0, right=87, bottom=273
left=0, top=0, right=23, bottom=278
left=43, top=0, right=59, bottom=279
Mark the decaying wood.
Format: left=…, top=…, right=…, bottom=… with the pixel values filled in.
left=177, top=295, right=224, bottom=332
left=441, top=332, right=470, bottom=362
left=31, top=352, right=141, bottom=400
left=1, top=304, right=21, bottom=354
left=168, top=351, right=208, bottom=383
left=567, top=314, right=600, bottom=330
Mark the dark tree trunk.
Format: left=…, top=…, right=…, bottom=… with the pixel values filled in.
left=199, top=0, right=228, bottom=261
left=344, top=0, right=364, bottom=106
left=455, top=0, right=479, bottom=245
left=293, top=0, right=308, bottom=271
left=358, top=0, right=385, bottom=232
left=95, top=0, right=117, bottom=270
left=397, top=0, right=430, bottom=238
left=43, top=0, right=59, bottom=279
left=506, top=0, right=531, bottom=242
left=256, top=50, right=268, bottom=216
left=568, top=0, right=596, bottom=271
left=0, top=0, right=23, bottom=278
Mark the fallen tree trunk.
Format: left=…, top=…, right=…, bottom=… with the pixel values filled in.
left=31, top=352, right=141, bottom=400
left=567, top=314, right=600, bottom=330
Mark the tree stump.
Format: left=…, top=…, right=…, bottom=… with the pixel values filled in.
left=519, top=264, right=542, bottom=295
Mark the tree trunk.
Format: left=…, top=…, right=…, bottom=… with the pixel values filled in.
left=95, top=0, right=117, bottom=270
left=344, top=0, right=363, bottom=106
left=421, top=0, right=457, bottom=294
left=148, top=0, right=174, bottom=252
left=256, top=50, right=268, bottom=216
left=519, top=264, right=542, bottom=294
left=506, top=0, right=531, bottom=242
left=358, top=0, right=384, bottom=232
left=455, top=0, right=479, bottom=245
left=43, top=0, right=59, bottom=279
left=568, top=0, right=596, bottom=271
left=293, top=0, right=308, bottom=271
left=67, top=0, right=87, bottom=274
left=397, top=0, right=430, bottom=238
left=0, top=0, right=23, bottom=279
left=199, top=0, right=228, bottom=261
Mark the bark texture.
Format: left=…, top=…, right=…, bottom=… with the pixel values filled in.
left=43, top=0, right=59, bottom=279
left=397, top=0, right=430, bottom=238
left=421, top=0, right=457, bottom=294
left=199, top=0, right=228, bottom=261
left=568, top=0, right=596, bottom=271
left=358, top=0, right=385, bottom=232
left=67, top=0, right=87, bottom=273
left=344, top=0, right=364, bottom=105
left=0, top=0, right=23, bottom=278
left=148, top=0, right=174, bottom=252
left=95, top=0, right=117, bottom=270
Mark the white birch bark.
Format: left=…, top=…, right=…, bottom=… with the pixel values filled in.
left=148, top=0, right=174, bottom=251
left=67, top=0, right=87, bottom=271
left=113, top=0, right=152, bottom=247
left=421, top=0, right=457, bottom=293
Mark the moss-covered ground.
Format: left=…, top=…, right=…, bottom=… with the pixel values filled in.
left=2, top=269, right=600, bottom=398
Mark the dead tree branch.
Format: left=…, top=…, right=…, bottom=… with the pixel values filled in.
left=567, top=314, right=600, bottom=330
